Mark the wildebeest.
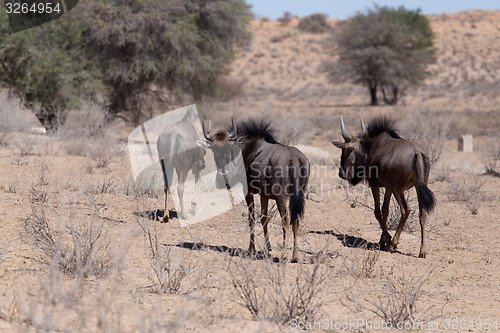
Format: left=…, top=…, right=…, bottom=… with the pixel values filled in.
left=199, top=118, right=310, bottom=262
left=157, top=108, right=205, bottom=222
left=331, top=116, right=436, bottom=258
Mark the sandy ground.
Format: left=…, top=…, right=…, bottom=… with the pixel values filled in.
left=1, top=10, right=500, bottom=332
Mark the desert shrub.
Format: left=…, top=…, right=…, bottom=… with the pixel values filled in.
left=480, top=134, right=500, bottom=175
left=348, top=266, right=436, bottom=328
left=229, top=254, right=332, bottom=324
left=0, top=91, right=32, bottom=145
left=345, top=249, right=380, bottom=278
left=24, top=193, right=113, bottom=278
left=298, top=14, right=329, bottom=33
left=137, top=217, right=200, bottom=295
left=61, top=103, right=109, bottom=157
left=403, top=108, right=450, bottom=164
left=447, top=176, right=492, bottom=215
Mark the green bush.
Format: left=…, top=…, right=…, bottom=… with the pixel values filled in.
left=0, top=0, right=252, bottom=128
left=298, top=13, right=329, bottom=33
left=322, top=6, right=436, bottom=105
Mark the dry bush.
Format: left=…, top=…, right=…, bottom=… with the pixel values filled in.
left=87, top=137, right=117, bottom=168
left=24, top=178, right=113, bottom=278
left=260, top=110, right=313, bottom=145
left=403, top=108, right=450, bottom=164
left=1, top=177, right=21, bottom=193
left=215, top=75, right=246, bottom=101
left=447, top=176, right=492, bottom=215
left=228, top=254, right=333, bottom=324
left=122, top=176, right=161, bottom=199
left=137, top=217, right=204, bottom=295
left=344, top=249, right=380, bottom=279
left=0, top=91, right=32, bottom=146
left=480, top=134, right=500, bottom=175
left=87, top=177, right=116, bottom=195
left=348, top=266, right=436, bottom=328
left=298, top=13, right=330, bottom=33
left=61, top=103, right=108, bottom=157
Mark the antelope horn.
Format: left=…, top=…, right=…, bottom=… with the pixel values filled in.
left=229, top=116, right=237, bottom=138
left=202, top=119, right=213, bottom=141
left=360, top=117, right=366, bottom=134
left=340, top=116, right=352, bottom=143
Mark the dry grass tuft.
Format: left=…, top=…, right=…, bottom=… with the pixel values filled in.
left=447, top=176, right=493, bottom=214
left=229, top=253, right=333, bottom=324
left=348, top=266, right=437, bottom=328
left=403, top=108, right=450, bottom=164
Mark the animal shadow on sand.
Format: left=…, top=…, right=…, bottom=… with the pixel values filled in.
left=308, top=230, right=380, bottom=250
left=166, top=242, right=281, bottom=263
left=308, top=230, right=411, bottom=256
left=134, top=209, right=178, bottom=222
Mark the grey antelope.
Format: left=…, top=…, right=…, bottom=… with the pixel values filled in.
left=332, top=116, right=436, bottom=258
left=198, top=118, right=310, bottom=262
left=157, top=108, right=206, bottom=221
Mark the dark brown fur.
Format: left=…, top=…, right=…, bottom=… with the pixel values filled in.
left=203, top=118, right=310, bottom=262
left=332, top=116, right=436, bottom=258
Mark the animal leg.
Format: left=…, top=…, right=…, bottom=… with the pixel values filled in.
left=416, top=185, right=427, bottom=258
left=276, top=198, right=289, bottom=261
left=177, top=169, right=189, bottom=219
left=371, top=185, right=391, bottom=250
left=246, top=194, right=256, bottom=255
left=189, top=165, right=201, bottom=216
left=291, top=217, right=300, bottom=263
left=260, top=196, right=271, bottom=256
left=390, top=190, right=411, bottom=253
left=160, top=159, right=169, bottom=223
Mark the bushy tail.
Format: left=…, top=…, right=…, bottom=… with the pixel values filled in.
left=414, top=154, right=436, bottom=213
left=289, top=159, right=309, bottom=224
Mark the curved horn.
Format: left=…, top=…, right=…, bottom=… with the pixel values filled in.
left=360, top=117, right=366, bottom=134
left=202, top=119, right=213, bottom=141
left=229, top=117, right=237, bottom=138
left=340, top=116, right=352, bottom=143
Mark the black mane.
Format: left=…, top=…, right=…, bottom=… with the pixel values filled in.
left=366, top=116, right=402, bottom=139
left=237, top=118, right=278, bottom=144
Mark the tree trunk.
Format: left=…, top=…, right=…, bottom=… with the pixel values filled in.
left=370, top=85, right=378, bottom=106
left=382, top=86, right=399, bottom=105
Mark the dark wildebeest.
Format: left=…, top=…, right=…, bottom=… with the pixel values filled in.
left=199, top=118, right=310, bottom=262
left=157, top=108, right=205, bottom=222
left=331, top=116, right=436, bottom=258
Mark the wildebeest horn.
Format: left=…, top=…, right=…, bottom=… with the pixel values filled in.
left=202, top=119, right=213, bottom=141
left=340, top=116, right=352, bottom=143
left=229, top=117, right=237, bottom=138
left=360, top=117, right=366, bottom=134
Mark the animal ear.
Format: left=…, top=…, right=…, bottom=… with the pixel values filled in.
left=331, top=140, right=349, bottom=149
left=196, top=140, right=210, bottom=148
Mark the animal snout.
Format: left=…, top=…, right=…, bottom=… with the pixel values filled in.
left=338, top=168, right=346, bottom=179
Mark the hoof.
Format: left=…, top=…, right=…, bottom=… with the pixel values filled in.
left=418, top=252, right=426, bottom=258
left=389, top=243, right=398, bottom=253
left=379, top=242, right=390, bottom=252
left=162, top=216, right=169, bottom=223
left=290, top=256, right=299, bottom=264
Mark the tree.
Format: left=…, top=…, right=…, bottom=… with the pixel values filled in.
left=80, top=0, right=252, bottom=122
left=0, top=11, right=102, bottom=127
left=0, top=0, right=252, bottom=127
left=323, top=6, right=436, bottom=105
